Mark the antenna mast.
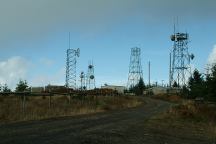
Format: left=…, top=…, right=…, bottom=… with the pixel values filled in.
left=127, top=47, right=143, bottom=89
left=66, top=32, right=80, bottom=89
left=169, top=20, right=194, bottom=87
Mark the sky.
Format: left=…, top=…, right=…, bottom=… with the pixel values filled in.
left=0, top=0, right=216, bottom=89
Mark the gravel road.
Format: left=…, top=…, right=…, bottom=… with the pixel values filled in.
left=0, top=97, right=210, bottom=144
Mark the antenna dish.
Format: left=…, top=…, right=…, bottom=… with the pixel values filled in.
left=171, top=35, right=175, bottom=41
left=88, top=65, right=93, bottom=69
left=80, top=71, right=84, bottom=78
left=190, top=54, right=195, bottom=60
left=90, top=75, right=94, bottom=79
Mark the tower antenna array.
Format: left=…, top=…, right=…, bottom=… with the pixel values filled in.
left=86, top=61, right=95, bottom=90
left=169, top=22, right=194, bottom=87
left=127, top=47, right=143, bottom=89
left=65, top=33, right=80, bottom=89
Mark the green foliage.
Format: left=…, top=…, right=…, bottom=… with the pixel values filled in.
left=15, top=80, right=28, bottom=92
left=172, top=81, right=178, bottom=87
left=206, top=64, right=216, bottom=101
left=188, top=69, right=205, bottom=99
left=130, top=78, right=146, bottom=96
left=2, top=84, right=11, bottom=92
left=181, top=85, right=189, bottom=98
left=186, top=64, right=216, bottom=101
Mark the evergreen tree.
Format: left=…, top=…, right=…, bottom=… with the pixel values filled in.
left=206, top=63, right=216, bottom=101
left=188, top=69, right=205, bottom=99
left=15, top=80, right=28, bottom=92
left=132, top=78, right=146, bottom=95
left=2, top=84, right=11, bottom=92
left=172, top=81, right=178, bottom=87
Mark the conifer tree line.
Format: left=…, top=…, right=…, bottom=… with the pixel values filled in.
left=187, top=63, right=216, bottom=101
left=0, top=80, right=29, bottom=93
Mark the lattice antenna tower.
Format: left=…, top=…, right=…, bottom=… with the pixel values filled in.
left=86, top=61, right=95, bottom=90
left=127, top=47, right=143, bottom=89
left=169, top=22, right=194, bottom=87
left=80, top=71, right=86, bottom=90
left=65, top=33, right=80, bottom=89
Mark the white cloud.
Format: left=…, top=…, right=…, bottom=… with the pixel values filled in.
left=208, top=45, right=216, bottom=65
left=30, top=67, right=65, bottom=87
left=0, top=56, right=29, bottom=89
left=39, top=58, right=54, bottom=67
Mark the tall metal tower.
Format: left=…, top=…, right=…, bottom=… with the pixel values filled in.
left=80, top=71, right=86, bottom=90
left=65, top=48, right=80, bottom=89
left=86, top=62, right=95, bottom=90
left=127, top=47, right=143, bottom=89
left=170, top=29, right=194, bottom=87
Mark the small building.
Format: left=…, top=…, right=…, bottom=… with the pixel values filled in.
left=167, top=87, right=181, bottom=94
left=101, top=85, right=126, bottom=94
left=45, top=85, right=68, bottom=93
left=146, top=86, right=168, bottom=95
left=31, top=87, right=45, bottom=93
left=146, top=86, right=181, bottom=95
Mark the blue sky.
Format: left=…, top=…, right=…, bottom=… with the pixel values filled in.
left=0, top=0, right=216, bottom=89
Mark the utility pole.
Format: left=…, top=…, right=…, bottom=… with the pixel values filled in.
left=169, top=52, right=172, bottom=88
left=148, top=61, right=151, bottom=87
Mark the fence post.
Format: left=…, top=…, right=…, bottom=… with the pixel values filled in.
left=69, top=90, right=71, bottom=104
left=22, top=92, right=26, bottom=115
left=49, top=90, right=52, bottom=108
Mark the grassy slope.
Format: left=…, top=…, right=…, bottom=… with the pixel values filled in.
left=148, top=95, right=216, bottom=143
left=0, top=95, right=142, bottom=123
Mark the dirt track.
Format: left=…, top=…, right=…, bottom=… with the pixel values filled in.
left=0, top=97, right=211, bottom=144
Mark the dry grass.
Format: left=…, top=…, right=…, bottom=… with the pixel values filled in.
left=152, top=94, right=182, bottom=103
left=148, top=100, right=216, bottom=142
left=0, top=95, right=142, bottom=123
left=168, top=101, right=216, bottom=140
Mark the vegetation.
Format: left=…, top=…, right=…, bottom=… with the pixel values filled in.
left=0, top=95, right=142, bottom=123
left=188, top=69, right=205, bottom=99
left=172, top=81, right=178, bottom=87
left=15, top=80, right=29, bottom=92
left=152, top=94, right=182, bottom=103
left=129, top=78, right=146, bottom=95
left=206, top=64, right=216, bottom=101
left=2, top=84, right=11, bottom=92
left=146, top=101, right=216, bottom=142
left=186, top=63, right=216, bottom=101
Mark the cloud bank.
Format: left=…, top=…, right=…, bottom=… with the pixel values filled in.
left=30, top=67, right=65, bottom=87
left=0, top=0, right=215, bottom=49
left=0, top=56, right=29, bottom=89
left=208, top=45, right=216, bottom=65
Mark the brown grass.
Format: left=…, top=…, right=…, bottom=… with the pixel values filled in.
left=168, top=101, right=216, bottom=140
left=152, top=94, right=182, bottom=103
left=149, top=100, right=216, bottom=142
left=0, top=95, right=142, bottom=123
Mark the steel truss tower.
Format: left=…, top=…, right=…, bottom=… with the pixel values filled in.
left=80, top=71, right=86, bottom=90
left=127, top=47, right=143, bottom=89
left=170, top=32, right=194, bottom=87
left=66, top=48, right=80, bottom=89
left=86, top=62, right=95, bottom=90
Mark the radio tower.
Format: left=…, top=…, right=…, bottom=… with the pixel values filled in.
left=86, top=61, right=95, bottom=90
left=65, top=33, right=80, bottom=89
left=169, top=24, right=194, bottom=87
left=127, top=47, right=143, bottom=89
left=80, top=71, right=86, bottom=90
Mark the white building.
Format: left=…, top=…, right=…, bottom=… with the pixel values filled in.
left=146, top=86, right=181, bottom=95
left=151, top=86, right=167, bottom=95
left=101, top=85, right=126, bottom=94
